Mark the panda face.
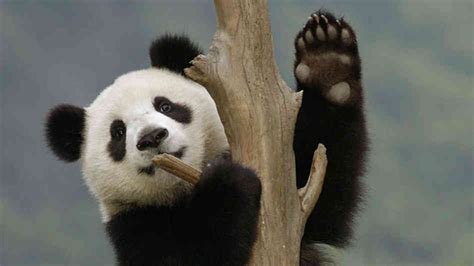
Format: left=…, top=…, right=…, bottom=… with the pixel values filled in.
left=44, top=35, right=230, bottom=221
left=46, top=68, right=228, bottom=216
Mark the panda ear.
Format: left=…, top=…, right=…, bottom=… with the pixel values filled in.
left=45, top=104, right=86, bottom=162
left=149, top=34, right=202, bottom=75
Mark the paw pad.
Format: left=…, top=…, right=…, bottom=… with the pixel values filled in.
left=294, top=11, right=361, bottom=106
left=327, top=82, right=351, bottom=105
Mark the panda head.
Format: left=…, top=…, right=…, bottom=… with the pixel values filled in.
left=45, top=36, right=228, bottom=219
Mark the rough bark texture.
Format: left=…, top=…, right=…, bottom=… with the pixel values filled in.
left=184, top=0, right=328, bottom=264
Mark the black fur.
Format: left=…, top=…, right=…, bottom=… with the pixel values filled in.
left=45, top=104, right=85, bottom=162
left=293, top=10, right=368, bottom=264
left=106, top=158, right=262, bottom=266
left=108, top=120, right=127, bottom=162
left=153, top=96, right=192, bottom=124
left=149, top=34, right=202, bottom=75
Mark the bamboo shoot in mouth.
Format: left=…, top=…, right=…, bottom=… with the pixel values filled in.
left=152, top=154, right=201, bottom=185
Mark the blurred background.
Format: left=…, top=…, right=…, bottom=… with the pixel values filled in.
left=0, top=0, right=472, bottom=265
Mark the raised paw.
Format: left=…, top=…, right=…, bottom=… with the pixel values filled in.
left=294, top=11, right=362, bottom=105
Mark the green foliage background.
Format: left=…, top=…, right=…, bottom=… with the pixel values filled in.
left=1, top=1, right=472, bottom=265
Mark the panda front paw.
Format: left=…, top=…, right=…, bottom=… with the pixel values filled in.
left=294, top=10, right=362, bottom=106
left=196, top=157, right=261, bottom=206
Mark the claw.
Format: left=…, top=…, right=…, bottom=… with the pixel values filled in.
left=320, top=14, right=328, bottom=24
left=312, top=14, right=320, bottom=24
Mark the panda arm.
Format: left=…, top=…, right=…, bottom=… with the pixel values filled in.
left=106, top=158, right=261, bottom=266
left=293, top=11, right=368, bottom=248
left=185, top=157, right=262, bottom=265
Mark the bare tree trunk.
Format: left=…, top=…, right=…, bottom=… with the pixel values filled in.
left=184, top=0, right=328, bottom=264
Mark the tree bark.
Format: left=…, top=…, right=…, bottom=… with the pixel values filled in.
left=184, top=0, right=328, bottom=264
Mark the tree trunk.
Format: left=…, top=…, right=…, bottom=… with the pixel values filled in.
left=184, top=0, right=328, bottom=264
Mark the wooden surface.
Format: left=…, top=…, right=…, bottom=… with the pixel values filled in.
left=184, top=0, right=328, bottom=264
left=152, top=154, right=201, bottom=185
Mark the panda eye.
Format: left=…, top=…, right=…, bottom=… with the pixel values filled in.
left=110, top=120, right=126, bottom=140
left=160, top=103, right=172, bottom=113
left=113, top=128, right=125, bottom=139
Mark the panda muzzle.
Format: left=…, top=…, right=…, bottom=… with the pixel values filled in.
left=136, top=128, right=168, bottom=151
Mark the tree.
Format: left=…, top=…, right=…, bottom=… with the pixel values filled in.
left=155, top=0, right=327, bottom=264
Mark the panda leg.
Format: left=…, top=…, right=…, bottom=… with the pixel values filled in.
left=293, top=10, right=368, bottom=248
left=187, top=157, right=261, bottom=265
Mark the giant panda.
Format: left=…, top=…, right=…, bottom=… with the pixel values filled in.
left=293, top=11, right=368, bottom=265
left=45, top=10, right=367, bottom=266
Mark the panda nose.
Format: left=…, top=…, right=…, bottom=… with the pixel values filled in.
left=136, top=128, right=168, bottom=151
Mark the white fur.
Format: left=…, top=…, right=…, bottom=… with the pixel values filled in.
left=313, top=243, right=342, bottom=266
left=80, top=68, right=228, bottom=221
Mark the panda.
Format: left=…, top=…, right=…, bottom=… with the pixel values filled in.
left=45, top=10, right=367, bottom=266
left=45, top=35, right=262, bottom=265
left=293, top=11, right=368, bottom=265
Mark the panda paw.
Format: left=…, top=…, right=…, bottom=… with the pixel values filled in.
left=294, top=11, right=362, bottom=106
left=196, top=157, right=261, bottom=205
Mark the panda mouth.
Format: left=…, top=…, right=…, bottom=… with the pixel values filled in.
left=138, top=147, right=187, bottom=176
left=158, top=147, right=186, bottom=158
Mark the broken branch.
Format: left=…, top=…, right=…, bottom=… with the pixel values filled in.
left=152, top=154, right=201, bottom=185
left=298, top=144, right=328, bottom=222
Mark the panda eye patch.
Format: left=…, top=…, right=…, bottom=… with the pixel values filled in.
left=108, top=120, right=126, bottom=162
left=153, top=96, right=192, bottom=124
left=110, top=120, right=126, bottom=140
